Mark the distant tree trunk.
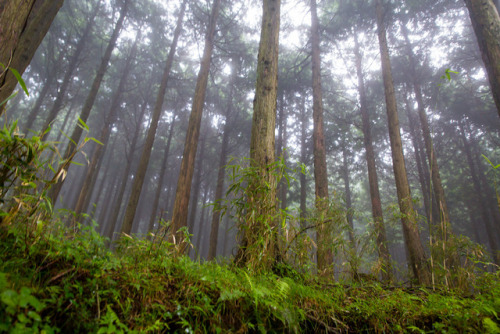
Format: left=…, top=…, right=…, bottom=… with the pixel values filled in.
left=299, top=94, right=308, bottom=224
left=353, top=32, right=392, bottom=281
left=459, top=120, right=500, bottom=263
left=23, top=63, right=57, bottom=132
left=208, top=59, right=238, bottom=260
left=170, top=0, right=221, bottom=249
left=48, top=0, right=128, bottom=205
left=341, top=139, right=355, bottom=245
left=0, top=0, right=64, bottom=112
left=74, top=33, right=139, bottom=217
left=147, top=112, right=178, bottom=234
left=277, top=92, right=288, bottom=210
left=105, top=103, right=147, bottom=239
left=195, top=186, right=210, bottom=258
left=121, top=0, right=187, bottom=235
left=187, top=131, right=207, bottom=237
left=375, top=0, right=430, bottom=285
left=234, top=0, right=281, bottom=269
left=98, top=163, right=120, bottom=235
left=40, top=4, right=100, bottom=137
left=401, top=24, right=452, bottom=241
left=403, top=91, right=434, bottom=224
left=464, top=0, right=500, bottom=118
left=310, top=0, right=332, bottom=274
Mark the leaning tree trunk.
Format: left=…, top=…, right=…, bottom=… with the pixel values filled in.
left=375, top=0, right=431, bottom=285
left=0, top=0, right=64, bottom=112
left=464, top=0, right=500, bottom=118
left=310, top=0, right=333, bottom=275
left=353, top=31, right=392, bottom=281
left=170, top=0, right=221, bottom=249
left=234, top=0, right=281, bottom=269
left=120, top=0, right=187, bottom=235
left=48, top=0, right=128, bottom=205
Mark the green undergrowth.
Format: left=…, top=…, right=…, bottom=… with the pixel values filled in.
left=0, top=223, right=499, bottom=333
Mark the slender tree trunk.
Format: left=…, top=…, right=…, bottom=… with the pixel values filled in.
left=74, top=32, right=139, bottom=216
left=121, top=0, right=187, bottom=235
left=40, top=4, right=100, bottom=136
left=353, top=32, right=392, bottom=281
left=310, top=0, right=332, bottom=274
left=170, top=0, right=221, bottom=248
left=0, top=0, right=64, bottom=111
left=49, top=0, right=128, bottom=204
left=195, top=186, right=210, bottom=258
left=234, top=0, right=281, bottom=269
left=464, top=0, right=500, bottom=118
left=341, top=140, right=355, bottom=244
left=147, top=112, right=178, bottom=234
left=277, top=92, right=288, bottom=210
left=375, top=0, right=430, bottom=285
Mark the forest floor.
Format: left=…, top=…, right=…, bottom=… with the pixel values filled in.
left=0, top=222, right=499, bottom=333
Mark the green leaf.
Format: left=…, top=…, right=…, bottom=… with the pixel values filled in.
left=8, top=68, right=29, bottom=96
left=77, top=117, right=89, bottom=131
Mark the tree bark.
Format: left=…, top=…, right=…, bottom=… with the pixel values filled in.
left=353, top=32, right=392, bottom=281
left=375, top=0, right=431, bottom=285
left=121, top=0, right=187, bottom=235
left=464, top=0, right=500, bottom=118
left=299, top=94, right=308, bottom=224
left=0, top=0, right=64, bottom=112
left=48, top=0, right=129, bottom=204
left=234, top=0, right=281, bottom=269
left=170, top=0, right=221, bottom=248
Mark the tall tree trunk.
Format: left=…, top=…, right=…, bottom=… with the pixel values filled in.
left=73, top=32, right=139, bottom=217
left=40, top=3, right=100, bottom=137
left=170, top=0, right=221, bottom=249
left=147, top=112, right=178, bottom=234
left=48, top=0, right=128, bottom=204
left=375, top=0, right=430, bottom=285
left=121, top=0, right=187, bottom=235
left=353, top=32, right=392, bottom=281
left=310, top=0, right=332, bottom=274
left=208, top=60, right=238, bottom=260
left=234, top=0, right=281, bottom=269
left=464, top=0, right=500, bottom=118
left=0, top=0, right=64, bottom=112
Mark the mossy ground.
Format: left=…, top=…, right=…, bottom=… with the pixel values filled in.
left=0, top=223, right=499, bottom=333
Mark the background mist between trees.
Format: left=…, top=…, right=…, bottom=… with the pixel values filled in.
left=4, top=0, right=500, bottom=278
